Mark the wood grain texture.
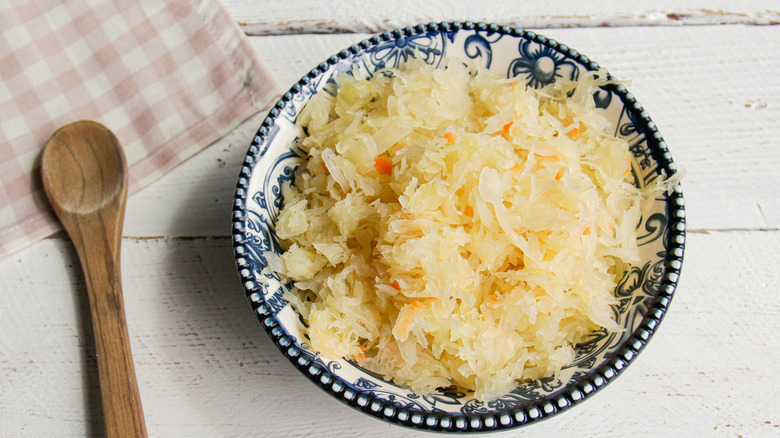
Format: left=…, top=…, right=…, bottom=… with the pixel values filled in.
left=40, top=121, right=147, bottom=438
left=222, top=0, right=780, bottom=35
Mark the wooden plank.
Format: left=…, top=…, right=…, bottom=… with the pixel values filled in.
left=1, top=229, right=777, bottom=436
left=123, top=26, right=780, bottom=239
left=222, top=0, right=780, bottom=35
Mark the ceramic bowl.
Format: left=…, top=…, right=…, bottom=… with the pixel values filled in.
left=232, top=22, right=685, bottom=432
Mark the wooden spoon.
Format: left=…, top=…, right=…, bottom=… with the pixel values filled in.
left=41, top=120, right=147, bottom=438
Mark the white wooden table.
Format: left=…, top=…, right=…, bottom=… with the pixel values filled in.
left=3, top=2, right=780, bottom=436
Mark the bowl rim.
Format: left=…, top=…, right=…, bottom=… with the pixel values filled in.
left=232, top=21, right=685, bottom=433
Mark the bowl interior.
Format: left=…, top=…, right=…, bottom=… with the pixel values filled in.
left=233, top=22, right=684, bottom=432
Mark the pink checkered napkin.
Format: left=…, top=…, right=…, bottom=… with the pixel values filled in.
left=0, top=0, right=279, bottom=258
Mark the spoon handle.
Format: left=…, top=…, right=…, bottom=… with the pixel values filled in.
left=65, top=188, right=147, bottom=438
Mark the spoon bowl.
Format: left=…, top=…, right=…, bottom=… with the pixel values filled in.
left=41, top=122, right=125, bottom=214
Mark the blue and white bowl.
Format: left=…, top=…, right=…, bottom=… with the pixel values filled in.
left=232, top=22, right=685, bottom=432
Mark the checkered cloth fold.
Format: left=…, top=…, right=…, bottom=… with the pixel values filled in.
left=0, top=0, right=278, bottom=258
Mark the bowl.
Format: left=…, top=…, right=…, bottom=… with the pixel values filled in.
left=232, top=22, right=685, bottom=432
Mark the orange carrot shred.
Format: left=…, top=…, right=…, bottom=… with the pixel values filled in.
left=443, top=132, right=456, bottom=144
left=511, top=163, right=523, bottom=171
left=373, top=156, right=393, bottom=175
left=410, top=300, right=423, bottom=310
left=320, top=162, right=329, bottom=174
left=535, top=153, right=560, bottom=161
left=624, top=167, right=631, bottom=176
left=358, top=344, right=367, bottom=351
left=391, top=281, right=401, bottom=290
left=502, top=121, right=513, bottom=139
left=567, top=127, right=580, bottom=139
left=546, top=230, right=554, bottom=236
left=356, top=352, right=365, bottom=362
left=555, top=168, right=565, bottom=181
left=510, top=81, right=517, bottom=87
left=490, top=294, right=498, bottom=302
left=481, top=315, right=487, bottom=321
left=583, top=227, right=591, bottom=236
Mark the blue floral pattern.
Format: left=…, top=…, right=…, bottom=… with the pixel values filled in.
left=232, top=22, right=685, bottom=432
left=509, top=39, right=580, bottom=88
left=362, top=31, right=455, bottom=71
left=463, top=32, right=505, bottom=69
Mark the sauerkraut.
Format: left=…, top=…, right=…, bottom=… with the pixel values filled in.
left=274, top=59, right=646, bottom=401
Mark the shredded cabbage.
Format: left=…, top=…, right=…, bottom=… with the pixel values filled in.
left=275, top=59, right=649, bottom=401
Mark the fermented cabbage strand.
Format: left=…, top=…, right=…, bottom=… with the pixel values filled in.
left=274, top=59, right=642, bottom=401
